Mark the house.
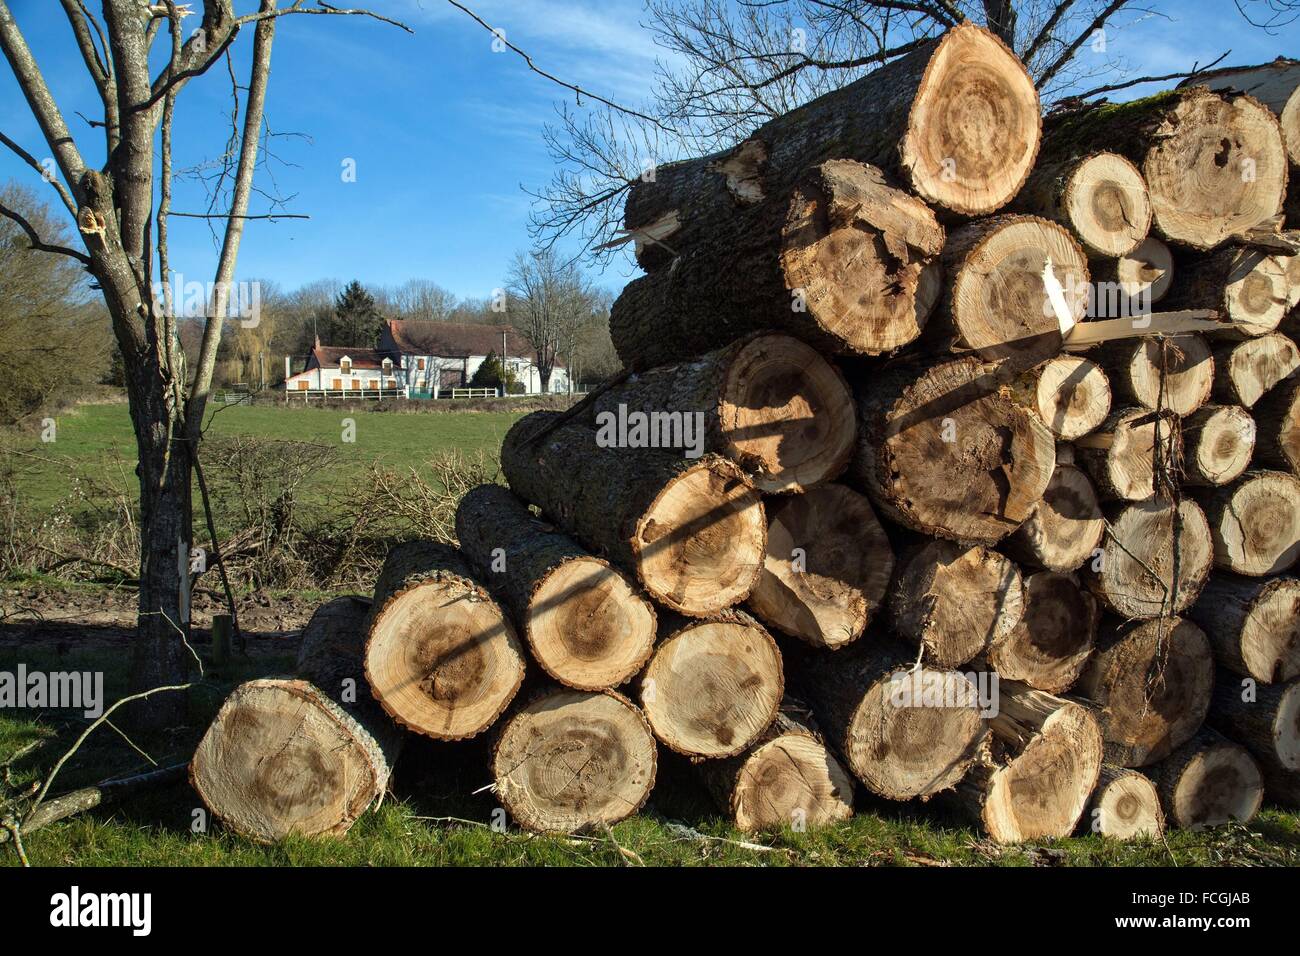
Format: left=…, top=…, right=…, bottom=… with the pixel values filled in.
left=283, top=340, right=402, bottom=394
left=379, top=319, right=568, bottom=397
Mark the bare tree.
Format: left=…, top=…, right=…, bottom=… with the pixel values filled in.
left=387, top=278, right=459, bottom=323
left=505, top=247, right=599, bottom=393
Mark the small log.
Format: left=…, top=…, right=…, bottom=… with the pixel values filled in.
left=1195, top=469, right=1300, bottom=576
left=1162, top=245, right=1295, bottom=337
left=1212, top=332, right=1300, bottom=407
left=1089, top=235, right=1174, bottom=304
left=1075, top=406, right=1182, bottom=501
left=1008, top=151, right=1151, bottom=256
left=1209, top=676, right=1300, bottom=807
left=1188, top=574, right=1300, bottom=683
left=985, top=571, right=1099, bottom=694
left=1075, top=616, right=1215, bottom=767
left=1149, top=728, right=1264, bottom=829
left=639, top=609, right=784, bottom=759
left=1090, top=335, right=1213, bottom=417
left=492, top=688, right=657, bottom=833
left=1181, top=404, right=1256, bottom=487
left=1002, top=463, right=1106, bottom=573
left=1008, top=354, right=1111, bottom=440
left=698, top=698, right=855, bottom=833
left=1084, top=766, right=1165, bottom=839
left=500, top=411, right=766, bottom=617
left=364, top=542, right=526, bottom=740
left=1253, top=377, right=1300, bottom=473
left=454, top=484, right=656, bottom=691
left=746, top=483, right=894, bottom=649
left=888, top=539, right=1024, bottom=668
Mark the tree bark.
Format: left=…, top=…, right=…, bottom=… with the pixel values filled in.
left=1007, top=151, right=1151, bottom=256
left=1208, top=676, right=1300, bottom=807
left=1253, top=377, right=1300, bottom=473
left=985, top=571, right=1099, bottom=694
left=1187, top=573, right=1300, bottom=683
left=1148, top=727, right=1264, bottom=829
left=1002, top=463, right=1106, bottom=573
left=1212, top=332, right=1300, bottom=407
left=1193, top=469, right=1300, bottom=576
left=1084, top=765, right=1165, bottom=839
left=1181, top=404, right=1256, bottom=487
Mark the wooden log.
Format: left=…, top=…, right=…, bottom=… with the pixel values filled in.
left=1181, top=58, right=1300, bottom=167
left=888, top=539, right=1024, bottom=668
left=499, top=410, right=766, bottom=617
left=1003, top=463, right=1106, bottom=573
left=1090, top=335, right=1213, bottom=417
left=850, top=355, right=1056, bottom=545
left=1084, top=765, right=1165, bottom=839
left=364, top=541, right=526, bottom=740
left=985, top=571, right=1099, bottom=694
left=952, top=683, right=1103, bottom=843
left=611, top=161, right=945, bottom=368
left=1075, top=616, right=1215, bottom=767
left=1008, top=151, right=1151, bottom=257
left=794, top=635, right=989, bottom=800
left=491, top=687, right=657, bottom=833
left=639, top=609, right=784, bottom=759
left=1253, top=377, right=1300, bottom=473
left=746, top=483, right=894, bottom=649
left=1162, top=245, right=1295, bottom=337
left=590, top=333, right=856, bottom=493
left=1040, top=88, right=1287, bottom=249
left=622, top=22, right=1040, bottom=271
left=1149, top=728, right=1264, bottom=829
left=191, top=597, right=405, bottom=842
left=1008, top=354, right=1111, bottom=440
left=1089, top=235, right=1174, bottom=304
left=1181, top=404, right=1256, bottom=487
left=698, top=698, right=855, bottom=832
left=454, top=484, right=656, bottom=691
left=1075, top=406, right=1182, bottom=501
left=1212, top=332, right=1300, bottom=407
left=931, top=214, right=1089, bottom=365
left=1082, top=497, right=1213, bottom=619
left=1196, top=470, right=1300, bottom=575
left=1209, top=676, right=1300, bottom=807
left=1188, top=574, right=1300, bottom=683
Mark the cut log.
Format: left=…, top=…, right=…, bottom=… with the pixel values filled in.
left=1009, top=354, right=1111, bottom=440
left=191, top=597, right=404, bottom=842
left=746, top=483, right=894, bottom=649
left=850, top=355, right=1056, bottom=545
left=1075, top=616, right=1215, bottom=766
left=1085, top=765, right=1165, bottom=839
left=1162, top=245, right=1295, bottom=336
left=1149, top=728, right=1264, bottom=829
left=1196, top=469, right=1300, bottom=575
left=454, top=484, right=656, bottom=691
left=590, top=333, right=856, bottom=493
left=611, top=161, right=945, bottom=369
left=1082, top=497, right=1213, bottom=619
left=1188, top=574, right=1300, bottom=683
left=1209, top=676, right=1300, bottom=806
left=1075, top=406, right=1182, bottom=501
left=888, top=539, right=1023, bottom=668
left=364, top=541, right=526, bottom=740
left=1182, top=58, right=1300, bottom=167
left=985, top=571, right=1099, bottom=693
left=1003, top=463, right=1106, bottom=573
left=1041, top=88, right=1287, bottom=249
left=698, top=698, right=855, bottom=832
left=1181, top=404, right=1256, bottom=487
left=952, top=683, right=1103, bottom=843
left=795, top=635, right=989, bottom=800
left=1090, top=335, right=1213, bottom=417
left=1090, top=235, right=1175, bottom=304
left=1253, top=377, right=1300, bottom=473
left=500, top=411, right=766, bottom=617
left=491, top=688, right=657, bottom=833
left=639, top=610, right=784, bottom=758
left=1212, top=332, right=1300, bottom=407
left=623, top=21, right=1040, bottom=271
left=1009, top=151, right=1151, bottom=256
left=932, top=214, right=1090, bottom=364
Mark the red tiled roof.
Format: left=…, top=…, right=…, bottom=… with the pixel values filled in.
left=385, top=319, right=560, bottom=366
left=306, top=346, right=392, bottom=371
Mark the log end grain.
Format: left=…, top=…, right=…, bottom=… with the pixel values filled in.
left=1154, top=730, right=1264, bottom=829
left=1003, top=463, right=1106, bottom=573
left=1203, top=470, right=1300, bottom=576
left=1086, top=765, right=1165, bottom=839
left=1031, top=355, right=1112, bottom=440
left=1066, top=152, right=1152, bottom=256
left=726, top=733, right=856, bottom=833
left=987, top=570, right=1098, bottom=693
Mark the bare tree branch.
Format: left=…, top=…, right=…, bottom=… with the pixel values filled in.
left=0, top=200, right=91, bottom=264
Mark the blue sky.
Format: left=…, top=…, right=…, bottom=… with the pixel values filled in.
left=0, top=0, right=1293, bottom=301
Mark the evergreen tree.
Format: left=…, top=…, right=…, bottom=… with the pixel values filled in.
left=330, top=280, right=384, bottom=348
left=469, top=349, right=518, bottom=393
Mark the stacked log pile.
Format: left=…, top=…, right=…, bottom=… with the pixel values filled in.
left=193, top=24, right=1300, bottom=845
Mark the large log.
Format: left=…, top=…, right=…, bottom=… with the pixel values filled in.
left=639, top=610, right=784, bottom=759
left=499, top=410, right=766, bottom=617
left=1161, top=245, right=1296, bottom=336
left=1008, top=151, right=1151, bottom=257
left=1002, top=463, right=1106, bottom=573
left=612, top=161, right=945, bottom=369
left=1196, top=469, right=1300, bottom=575
left=1040, top=88, right=1287, bottom=249
left=1181, top=58, right=1300, bottom=168
left=1090, top=335, right=1213, bottom=417
left=888, top=539, right=1023, bottom=668
left=794, top=635, right=988, bottom=800
left=850, top=355, right=1056, bottom=545
left=1188, top=574, right=1300, bottom=683
left=491, top=688, right=657, bottom=833
left=1253, top=377, right=1300, bottom=473
left=622, top=22, right=1040, bottom=270
left=590, top=333, right=856, bottom=493
left=1209, top=676, right=1300, bottom=807
left=985, top=571, right=1099, bottom=694
left=1089, top=236, right=1174, bottom=304
left=1149, top=728, right=1264, bottom=829
left=1008, top=355, right=1111, bottom=441
left=698, top=698, right=855, bottom=833
left=191, top=597, right=404, bottom=842
left=364, top=541, right=526, bottom=740
left=1084, top=765, right=1165, bottom=839
left=1075, top=616, right=1215, bottom=767
left=1083, top=497, right=1213, bottom=619
left=1212, top=332, right=1300, bottom=407
left=454, top=484, right=656, bottom=690
left=746, top=483, right=894, bottom=649
left=1181, top=404, right=1256, bottom=487
left=1075, top=406, right=1181, bottom=501
left=951, top=683, right=1103, bottom=843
